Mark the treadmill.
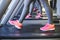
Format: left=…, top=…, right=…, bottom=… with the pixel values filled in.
left=0, top=0, right=60, bottom=39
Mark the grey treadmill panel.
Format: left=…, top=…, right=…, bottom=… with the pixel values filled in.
left=0, top=0, right=11, bottom=19
left=0, top=0, right=19, bottom=24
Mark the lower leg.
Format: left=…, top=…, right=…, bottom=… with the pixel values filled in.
left=37, top=0, right=42, bottom=14
left=40, top=0, right=55, bottom=31
left=25, top=0, right=35, bottom=19
left=19, top=0, right=32, bottom=22
left=15, top=0, right=24, bottom=16
left=41, top=0, right=53, bottom=24
left=9, top=0, right=32, bottom=29
left=29, top=1, right=35, bottom=15
left=16, top=2, right=24, bottom=16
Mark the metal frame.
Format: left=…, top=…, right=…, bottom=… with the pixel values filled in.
left=0, top=0, right=20, bottom=25
left=0, top=0, right=11, bottom=19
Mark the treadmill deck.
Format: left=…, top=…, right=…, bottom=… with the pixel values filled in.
left=0, top=20, right=60, bottom=39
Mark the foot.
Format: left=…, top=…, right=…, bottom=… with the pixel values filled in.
left=35, top=13, right=42, bottom=19
left=40, top=23, right=55, bottom=31
left=33, top=8, right=38, bottom=12
left=25, top=13, right=31, bottom=19
left=8, top=20, right=22, bottom=29
left=8, top=20, right=16, bottom=25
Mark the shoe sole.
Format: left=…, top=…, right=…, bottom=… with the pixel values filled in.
left=49, top=28, right=55, bottom=30
left=40, top=28, right=55, bottom=31
left=14, top=25, right=22, bottom=29
left=8, top=21, right=14, bottom=25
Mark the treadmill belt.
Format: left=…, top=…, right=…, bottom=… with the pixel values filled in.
left=0, top=22, right=60, bottom=39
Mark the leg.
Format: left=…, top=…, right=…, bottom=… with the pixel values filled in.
left=19, top=0, right=33, bottom=22
left=16, top=2, right=24, bottom=16
left=29, top=1, right=35, bottom=15
left=37, top=0, right=42, bottom=14
left=40, top=0, right=55, bottom=31
left=9, top=0, right=24, bottom=20
left=9, top=0, right=33, bottom=29
left=8, top=0, right=24, bottom=26
left=25, top=0, right=35, bottom=19
left=40, top=0, right=53, bottom=24
left=15, top=0, right=24, bottom=16
left=35, top=0, right=42, bottom=19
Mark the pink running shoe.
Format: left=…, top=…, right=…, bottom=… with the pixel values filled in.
left=8, top=20, right=17, bottom=25
left=8, top=20, right=22, bottom=29
left=33, top=8, right=38, bottom=12
left=35, top=13, right=42, bottom=19
left=25, top=13, right=31, bottom=19
left=13, top=20, right=22, bottom=29
left=40, top=23, right=55, bottom=31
